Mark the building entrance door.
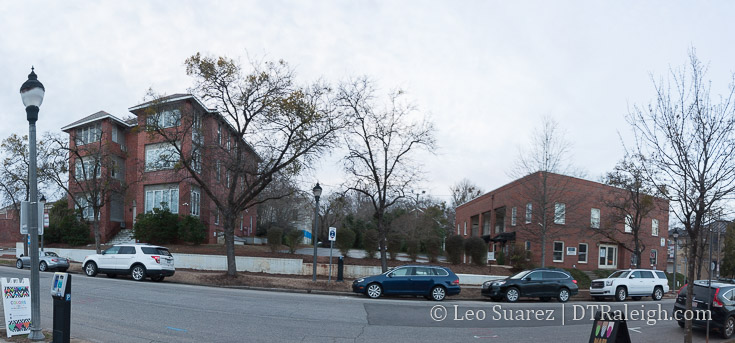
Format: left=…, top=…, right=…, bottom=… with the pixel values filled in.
left=598, top=244, right=618, bottom=269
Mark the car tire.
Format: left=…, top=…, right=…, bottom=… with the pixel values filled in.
left=540, top=297, right=551, bottom=302
left=652, top=287, right=663, bottom=301
left=151, top=275, right=165, bottom=282
left=84, top=262, right=98, bottom=277
left=39, top=261, right=48, bottom=272
left=505, top=287, right=520, bottom=303
left=131, top=265, right=146, bottom=281
left=15, top=259, right=23, bottom=269
left=106, top=273, right=117, bottom=278
left=558, top=288, right=570, bottom=303
left=431, top=286, right=446, bottom=301
left=632, top=296, right=641, bottom=301
left=615, top=286, right=627, bottom=302
left=366, top=283, right=382, bottom=299
left=722, top=316, right=735, bottom=339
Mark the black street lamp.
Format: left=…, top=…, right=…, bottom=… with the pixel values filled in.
left=312, top=183, right=322, bottom=282
left=20, top=67, right=45, bottom=341
left=672, top=229, right=680, bottom=290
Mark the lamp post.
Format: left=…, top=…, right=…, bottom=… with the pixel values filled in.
left=20, top=67, right=45, bottom=341
left=673, top=229, right=679, bottom=290
left=312, top=183, right=322, bottom=282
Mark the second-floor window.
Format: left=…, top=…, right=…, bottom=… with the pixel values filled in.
left=74, top=158, right=101, bottom=180
left=652, top=219, right=659, bottom=236
left=511, top=207, right=517, bottom=226
left=75, top=124, right=101, bottom=145
left=591, top=208, right=600, bottom=228
left=624, top=214, right=633, bottom=233
left=190, top=186, right=201, bottom=217
left=145, top=142, right=179, bottom=171
left=525, top=203, right=532, bottom=223
left=554, top=203, right=566, bottom=224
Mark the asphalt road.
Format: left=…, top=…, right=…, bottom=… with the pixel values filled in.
left=0, top=266, right=725, bottom=342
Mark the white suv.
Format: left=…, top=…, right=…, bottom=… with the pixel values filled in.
left=590, top=269, right=670, bottom=301
left=82, top=244, right=175, bottom=282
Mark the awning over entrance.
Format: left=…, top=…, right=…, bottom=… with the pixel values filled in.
left=482, top=231, right=516, bottom=243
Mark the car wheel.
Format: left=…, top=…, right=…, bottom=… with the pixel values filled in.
left=151, top=275, right=165, bottom=282
left=15, top=259, right=23, bottom=269
left=366, top=283, right=382, bottom=299
left=540, top=297, right=551, bottom=302
left=84, top=262, right=98, bottom=277
left=131, top=265, right=146, bottom=281
left=615, top=286, right=627, bottom=302
left=652, top=287, right=663, bottom=301
left=505, top=287, right=519, bottom=302
left=722, top=316, right=735, bottom=339
left=632, top=296, right=641, bottom=301
left=106, top=274, right=117, bottom=278
left=39, top=261, right=48, bottom=272
left=558, top=288, right=570, bottom=303
left=431, top=286, right=446, bottom=301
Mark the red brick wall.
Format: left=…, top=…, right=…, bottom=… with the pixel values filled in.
left=0, top=209, right=23, bottom=244
left=455, top=172, right=669, bottom=271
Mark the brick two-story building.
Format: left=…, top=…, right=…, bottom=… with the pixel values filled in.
left=61, top=94, right=257, bottom=244
left=455, top=172, right=669, bottom=271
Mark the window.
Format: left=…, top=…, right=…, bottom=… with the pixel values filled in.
left=525, top=241, right=531, bottom=251
left=103, top=246, right=120, bottom=255
left=463, top=222, right=467, bottom=235
left=146, top=109, right=181, bottom=129
left=655, top=271, right=667, bottom=279
left=215, top=210, right=220, bottom=225
left=110, top=193, right=124, bottom=223
left=111, top=126, right=125, bottom=145
left=118, top=246, right=135, bottom=254
left=391, top=267, right=410, bottom=276
left=651, top=249, right=657, bottom=266
left=192, top=148, right=202, bottom=173
left=192, top=115, right=203, bottom=145
left=525, top=203, right=532, bottom=224
left=511, top=207, right=517, bottom=226
left=432, top=268, right=449, bottom=276
left=652, top=219, right=659, bottom=236
left=526, top=271, right=542, bottom=280
left=457, top=224, right=460, bottom=235
left=216, top=161, right=221, bottom=182
left=144, top=184, right=179, bottom=214
left=578, top=243, right=588, bottom=263
left=591, top=208, right=600, bottom=229
left=640, top=271, right=655, bottom=278
left=554, top=203, right=566, bottom=224
left=76, top=195, right=100, bottom=220
left=111, top=157, right=125, bottom=181
left=74, top=157, right=101, bottom=180
left=75, top=124, right=101, bottom=145
left=217, top=123, right=222, bottom=145
left=624, top=214, right=632, bottom=233
left=553, top=241, right=564, bottom=262
left=190, top=186, right=201, bottom=216
left=145, top=142, right=179, bottom=171
left=542, top=271, right=568, bottom=280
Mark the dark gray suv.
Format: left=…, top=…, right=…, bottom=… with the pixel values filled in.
left=482, top=268, right=579, bottom=303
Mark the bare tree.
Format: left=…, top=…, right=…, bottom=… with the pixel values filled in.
left=450, top=179, right=484, bottom=208
left=145, top=53, right=344, bottom=277
left=337, top=78, right=436, bottom=272
left=509, top=116, right=584, bottom=267
left=627, top=50, right=735, bottom=343
left=596, top=155, right=662, bottom=268
left=0, top=134, right=57, bottom=208
left=42, top=129, right=132, bottom=254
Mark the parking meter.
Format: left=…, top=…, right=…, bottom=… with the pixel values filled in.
left=50, top=272, right=71, bottom=343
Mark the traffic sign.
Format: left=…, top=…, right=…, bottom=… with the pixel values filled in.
left=328, top=227, right=337, bottom=241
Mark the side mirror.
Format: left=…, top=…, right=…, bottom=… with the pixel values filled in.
left=629, top=275, right=636, bottom=279
left=387, top=273, right=393, bottom=278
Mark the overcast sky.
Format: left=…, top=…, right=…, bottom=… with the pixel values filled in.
left=2, top=1, right=735, bottom=205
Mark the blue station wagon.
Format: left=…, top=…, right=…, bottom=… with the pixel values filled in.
left=352, top=265, right=461, bottom=301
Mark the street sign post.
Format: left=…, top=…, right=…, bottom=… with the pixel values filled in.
left=328, top=227, right=337, bottom=283
left=19, top=200, right=45, bottom=235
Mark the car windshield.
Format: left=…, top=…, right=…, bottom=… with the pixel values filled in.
left=45, top=252, right=58, bottom=257
left=608, top=271, right=631, bottom=278
left=510, top=271, right=531, bottom=279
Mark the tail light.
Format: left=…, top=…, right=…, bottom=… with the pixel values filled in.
left=51, top=259, right=58, bottom=262
left=452, top=279, right=460, bottom=285
left=713, top=288, right=724, bottom=308
left=572, top=279, right=577, bottom=284
left=151, top=256, right=161, bottom=264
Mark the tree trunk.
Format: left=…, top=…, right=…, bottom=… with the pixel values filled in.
left=224, top=213, right=237, bottom=277
left=93, top=211, right=102, bottom=254
left=378, top=221, right=388, bottom=273
left=684, top=234, right=699, bottom=343
left=540, top=234, right=547, bottom=267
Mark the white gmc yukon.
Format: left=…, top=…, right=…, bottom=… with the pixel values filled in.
left=590, top=269, right=670, bottom=301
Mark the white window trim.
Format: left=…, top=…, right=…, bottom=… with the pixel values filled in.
left=190, top=186, right=201, bottom=217
left=652, top=219, right=659, bottom=236
left=578, top=243, right=588, bottom=264
left=144, top=184, right=179, bottom=214
left=511, top=207, right=517, bottom=226
left=463, top=222, right=467, bottom=236
left=145, top=142, right=180, bottom=171
left=553, top=241, right=564, bottom=262
left=624, top=214, right=632, bottom=233
left=525, top=203, right=532, bottom=224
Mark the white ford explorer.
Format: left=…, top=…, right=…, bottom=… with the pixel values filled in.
left=590, top=269, right=670, bottom=301
left=83, top=244, right=175, bottom=282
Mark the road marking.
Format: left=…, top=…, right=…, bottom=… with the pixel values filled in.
left=166, top=327, right=187, bottom=332
left=474, top=335, right=498, bottom=339
left=629, top=327, right=642, bottom=333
